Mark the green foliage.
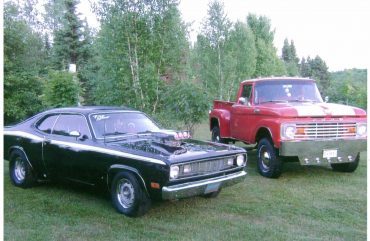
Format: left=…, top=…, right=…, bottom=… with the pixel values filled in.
left=43, top=71, right=80, bottom=108
left=282, top=39, right=299, bottom=76
left=4, top=73, right=44, bottom=125
left=327, top=69, right=367, bottom=109
left=163, top=82, right=209, bottom=134
left=247, top=14, right=286, bottom=77
left=300, top=56, right=330, bottom=95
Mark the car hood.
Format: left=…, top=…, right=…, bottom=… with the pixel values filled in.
left=258, top=102, right=366, bottom=118
left=105, top=132, right=245, bottom=164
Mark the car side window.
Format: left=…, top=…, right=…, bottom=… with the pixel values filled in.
left=36, top=115, right=59, bottom=134
left=52, top=114, right=91, bottom=139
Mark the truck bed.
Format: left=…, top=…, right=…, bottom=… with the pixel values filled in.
left=213, top=100, right=235, bottom=111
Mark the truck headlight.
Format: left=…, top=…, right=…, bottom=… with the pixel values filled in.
left=236, top=155, right=245, bottom=166
left=281, top=124, right=296, bottom=139
left=356, top=123, right=367, bottom=137
left=170, top=165, right=179, bottom=179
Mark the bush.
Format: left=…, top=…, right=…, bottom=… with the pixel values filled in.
left=43, top=71, right=80, bottom=108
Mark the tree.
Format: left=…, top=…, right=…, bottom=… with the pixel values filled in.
left=4, top=2, right=46, bottom=124
left=282, top=38, right=299, bottom=76
left=247, top=14, right=286, bottom=77
left=299, top=56, right=330, bottom=94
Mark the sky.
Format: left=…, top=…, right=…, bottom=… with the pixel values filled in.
left=177, top=0, right=370, bottom=71
left=76, top=0, right=368, bottom=71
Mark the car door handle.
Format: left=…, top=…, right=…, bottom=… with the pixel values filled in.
left=254, top=109, right=260, bottom=113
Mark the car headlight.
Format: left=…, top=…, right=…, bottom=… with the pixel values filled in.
left=356, top=123, right=367, bottom=137
left=170, top=165, right=179, bottom=179
left=281, top=124, right=296, bottom=139
left=236, top=155, right=245, bottom=166
left=183, top=164, right=191, bottom=174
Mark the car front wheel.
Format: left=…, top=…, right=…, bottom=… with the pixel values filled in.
left=331, top=154, right=360, bottom=172
left=257, top=138, right=282, bottom=178
left=111, top=172, right=151, bottom=217
left=9, top=150, right=36, bottom=188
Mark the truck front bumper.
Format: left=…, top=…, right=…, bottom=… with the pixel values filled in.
left=279, top=139, right=366, bottom=165
left=162, top=170, right=246, bottom=200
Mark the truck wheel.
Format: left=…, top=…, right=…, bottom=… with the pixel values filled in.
left=257, top=138, right=282, bottom=178
left=111, top=171, right=151, bottom=217
left=331, top=154, right=360, bottom=172
left=9, top=150, right=36, bottom=188
left=211, top=126, right=228, bottom=144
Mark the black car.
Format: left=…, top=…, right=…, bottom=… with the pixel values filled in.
left=4, top=106, right=247, bottom=217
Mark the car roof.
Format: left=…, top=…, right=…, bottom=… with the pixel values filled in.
left=42, top=106, right=136, bottom=115
left=241, top=76, right=315, bottom=84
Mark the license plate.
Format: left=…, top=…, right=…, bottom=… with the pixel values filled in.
left=323, top=149, right=337, bottom=158
left=205, top=182, right=220, bottom=194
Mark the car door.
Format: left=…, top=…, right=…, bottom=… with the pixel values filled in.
left=42, top=113, right=97, bottom=184
left=230, top=83, right=255, bottom=142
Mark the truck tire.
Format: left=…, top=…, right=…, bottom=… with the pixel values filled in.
left=331, top=154, right=360, bottom=172
left=257, top=138, right=282, bottom=178
left=211, top=126, right=228, bottom=144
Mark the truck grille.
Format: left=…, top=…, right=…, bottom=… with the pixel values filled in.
left=177, top=156, right=238, bottom=179
left=295, top=122, right=356, bottom=140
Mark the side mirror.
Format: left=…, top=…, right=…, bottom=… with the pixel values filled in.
left=324, top=96, right=329, bottom=103
left=69, top=130, right=81, bottom=137
left=238, top=97, right=246, bottom=105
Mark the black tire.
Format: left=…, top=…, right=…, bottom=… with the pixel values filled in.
left=211, top=126, right=228, bottom=144
left=257, top=138, right=282, bottom=178
left=331, top=154, right=360, bottom=172
left=9, top=150, right=36, bottom=188
left=202, top=189, right=221, bottom=198
left=111, top=172, right=151, bottom=217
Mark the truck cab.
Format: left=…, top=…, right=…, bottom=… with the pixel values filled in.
left=209, top=77, right=367, bottom=178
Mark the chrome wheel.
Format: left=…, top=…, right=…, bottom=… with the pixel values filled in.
left=14, top=157, right=26, bottom=182
left=116, top=178, right=135, bottom=209
left=260, top=146, right=271, bottom=170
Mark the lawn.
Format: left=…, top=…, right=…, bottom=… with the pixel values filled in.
left=4, top=122, right=367, bottom=241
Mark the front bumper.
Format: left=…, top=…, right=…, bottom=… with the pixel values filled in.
left=162, top=170, right=247, bottom=200
left=279, top=139, right=366, bottom=165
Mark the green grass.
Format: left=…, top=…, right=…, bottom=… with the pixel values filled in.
left=4, top=122, right=367, bottom=241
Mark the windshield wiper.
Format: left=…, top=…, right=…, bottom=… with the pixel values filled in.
left=103, top=131, right=127, bottom=136
left=260, top=100, right=288, bottom=104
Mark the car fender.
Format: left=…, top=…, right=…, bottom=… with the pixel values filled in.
left=9, top=146, right=34, bottom=169
left=107, top=164, right=148, bottom=194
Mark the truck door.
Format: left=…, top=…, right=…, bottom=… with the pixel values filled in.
left=230, top=83, right=254, bottom=142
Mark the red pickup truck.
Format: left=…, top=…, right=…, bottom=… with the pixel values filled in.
left=209, top=77, right=367, bottom=178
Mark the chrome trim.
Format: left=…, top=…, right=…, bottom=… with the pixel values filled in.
left=162, top=171, right=247, bottom=200
left=4, top=130, right=166, bottom=165
left=8, top=145, right=34, bottom=169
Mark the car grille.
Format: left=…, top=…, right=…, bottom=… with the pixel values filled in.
left=295, top=122, right=356, bottom=140
left=178, top=156, right=237, bottom=179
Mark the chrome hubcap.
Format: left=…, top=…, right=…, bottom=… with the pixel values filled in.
left=260, top=146, right=271, bottom=170
left=14, top=157, right=26, bottom=182
left=116, top=179, right=135, bottom=209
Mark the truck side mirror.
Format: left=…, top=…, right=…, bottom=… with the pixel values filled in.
left=238, top=97, right=246, bottom=105
left=324, top=96, right=329, bottom=103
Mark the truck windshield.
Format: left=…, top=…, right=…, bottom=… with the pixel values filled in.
left=254, top=80, right=323, bottom=104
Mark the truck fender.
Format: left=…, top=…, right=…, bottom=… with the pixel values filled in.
left=210, top=109, right=231, bottom=138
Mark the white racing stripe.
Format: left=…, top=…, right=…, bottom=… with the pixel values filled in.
left=294, top=103, right=356, bottom=117
left=4, top=130, right=166, bottom=165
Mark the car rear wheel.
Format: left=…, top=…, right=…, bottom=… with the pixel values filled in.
left=111, top=172, right=151, bottom=217
left=211, top=126, right=228, bottom=144
left=331, top=154, right=360, bottom=172
left=257, top=138, right=282, bottom=178
left=9, top=150, right=36, bottom=188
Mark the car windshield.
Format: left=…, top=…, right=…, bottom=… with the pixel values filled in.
left=89, top=112, right=160, bottom=139
left=254, top=80, right=323, bottom=104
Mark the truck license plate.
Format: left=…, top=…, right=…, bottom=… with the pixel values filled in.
left=323, top=149, right=337, bottom=158
left=205, top=183, right=220, bottom=194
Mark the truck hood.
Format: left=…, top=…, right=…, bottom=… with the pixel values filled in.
left=105, top=132, right=245, bottom=164
left=259, top=102, right=366, bottom=118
